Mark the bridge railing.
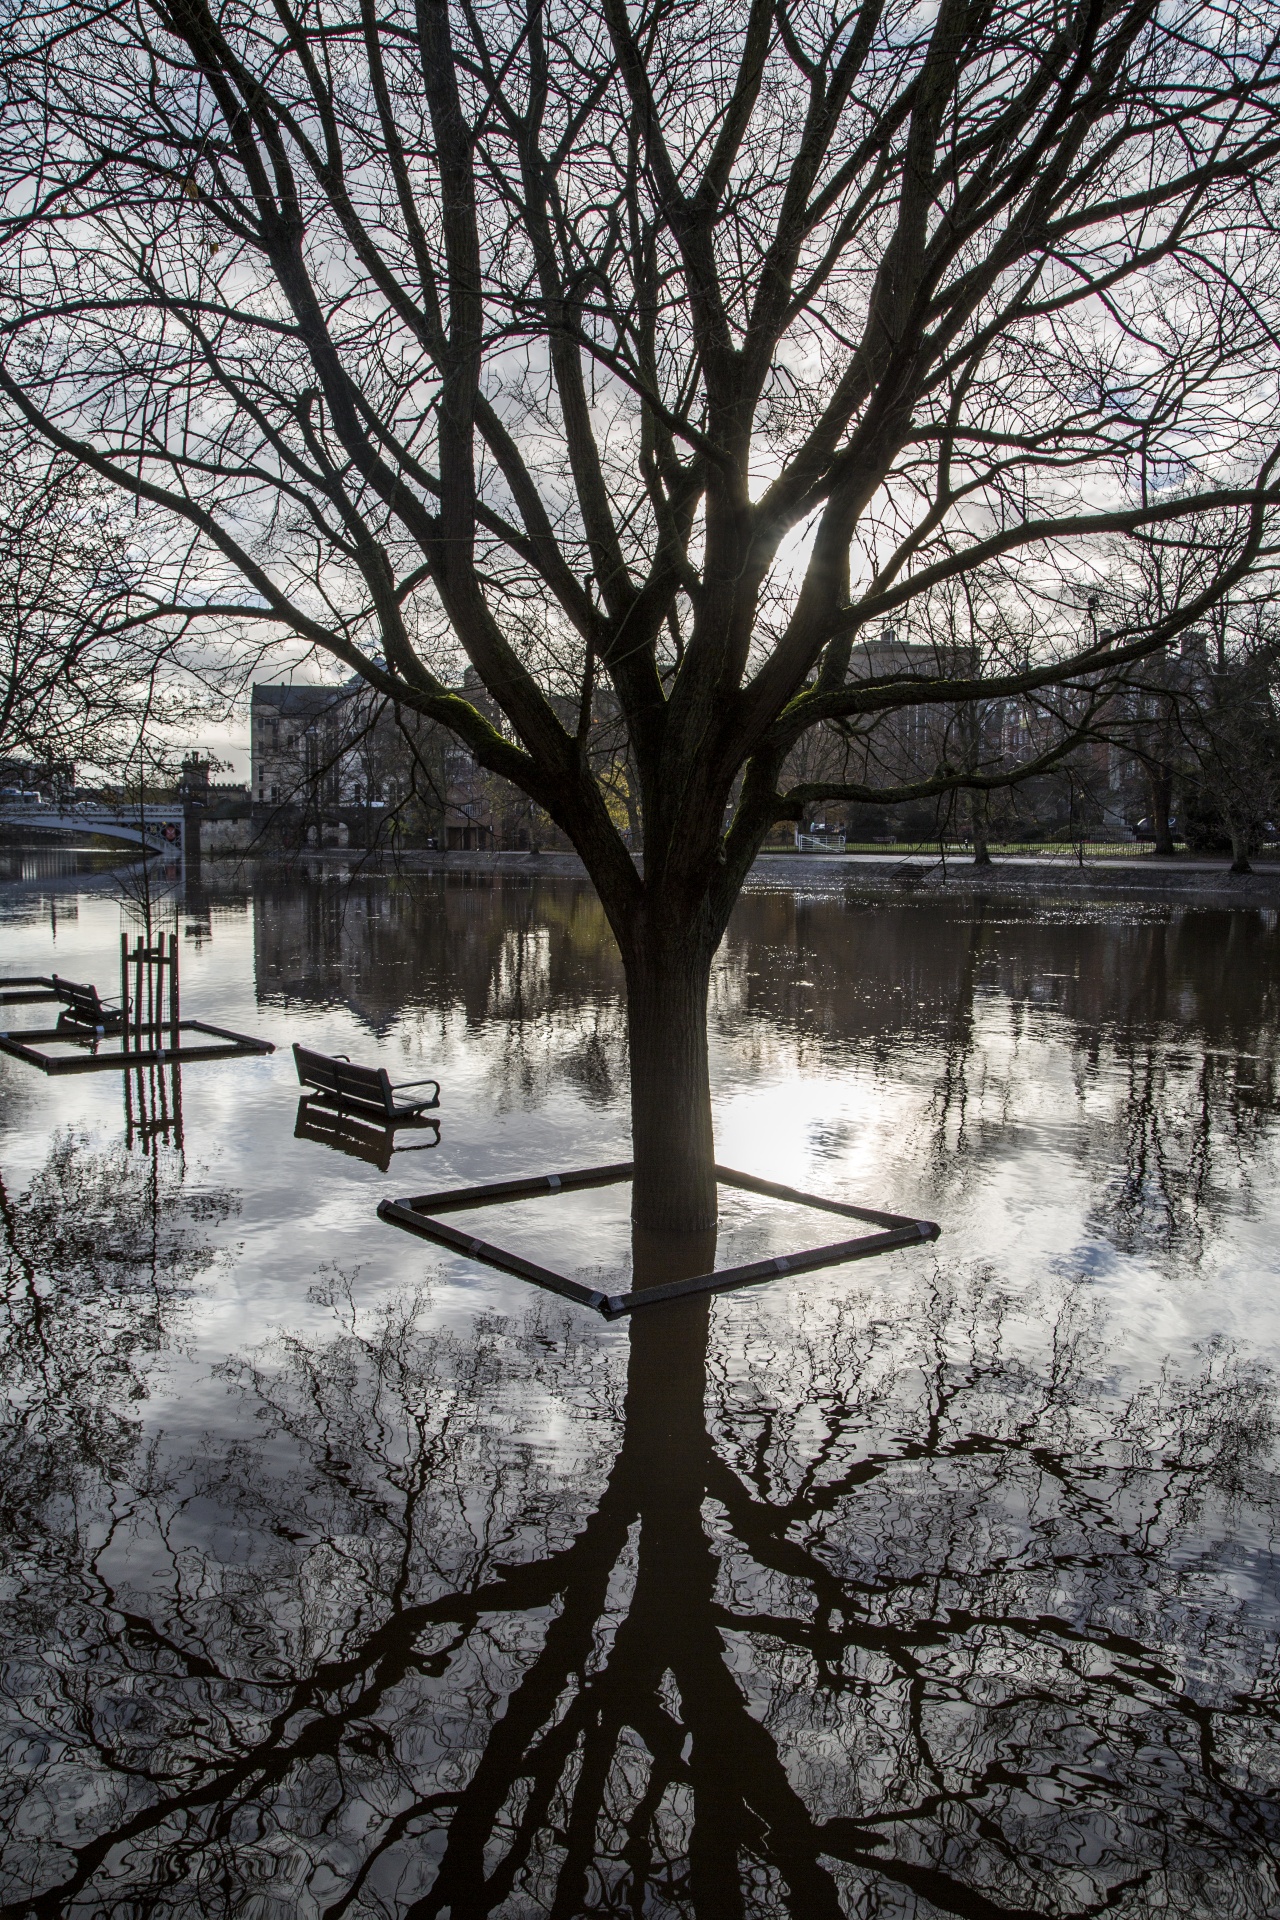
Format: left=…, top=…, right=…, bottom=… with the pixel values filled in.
left=0, top=801, right=179, bottom=818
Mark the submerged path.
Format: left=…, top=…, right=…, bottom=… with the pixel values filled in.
left=213, top=843, right=1280, bottom=906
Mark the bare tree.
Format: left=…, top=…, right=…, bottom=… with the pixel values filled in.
left=1124, top=653, right=1187, bottom=856
left=1176, top=606, right=1280, bottom=873
left=0, top=430, right=236, bottom=774
left=2, top=0, right=1280, bottom=1229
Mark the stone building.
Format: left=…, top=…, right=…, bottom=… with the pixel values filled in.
left=784, top=623, right=1155, bottom=842
left=251, top=683, right=351, bottom=812
left=249, top=676, right=551, bottom=849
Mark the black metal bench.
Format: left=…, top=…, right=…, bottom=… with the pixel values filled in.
left=293, top=1043, right=440, bottom=1123
left=51, top=976, right=124, bottom=1033
left=0, top=975, right=122, bottom=1023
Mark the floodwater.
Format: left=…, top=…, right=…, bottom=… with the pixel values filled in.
left=0, top=840, right=135, bottom=886
left=1, top=858, right=1278, bottom=1919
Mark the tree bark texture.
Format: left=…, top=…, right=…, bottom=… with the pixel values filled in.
left=970, top=791, right=992, bottom=866
left=625, top=932, right=718, bottom=1235
left=1150, top=767, right=1176, bottom=857
left=1229, top=823, right=1253, bottom=875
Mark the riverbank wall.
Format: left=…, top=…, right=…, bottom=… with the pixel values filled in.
left=194, top=845, right=1280, bottom=908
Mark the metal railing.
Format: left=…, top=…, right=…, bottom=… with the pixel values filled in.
left=772, top=839, right=1278, bottom=860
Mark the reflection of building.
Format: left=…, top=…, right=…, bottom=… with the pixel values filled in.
left=250, top=866, right=624, bottom=1042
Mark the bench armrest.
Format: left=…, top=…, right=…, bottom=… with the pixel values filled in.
left=391, top=1076, right=440, bottom=1091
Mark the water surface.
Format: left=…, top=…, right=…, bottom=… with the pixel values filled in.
left=1, top=862, right=1277, bottom=1917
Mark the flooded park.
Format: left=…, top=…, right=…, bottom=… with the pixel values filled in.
left=1, top=855, right=1278, bottom=1917
left=7, top=0, right=1280, bottom=1906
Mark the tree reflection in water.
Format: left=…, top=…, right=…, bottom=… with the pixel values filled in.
left=1, top=1235, right=1276, bottom=1918
left=0, top=1129, right=234, bottom=1500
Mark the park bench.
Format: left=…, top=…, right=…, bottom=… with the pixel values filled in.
left=51, top=976, right=125, bottom=1033
left=1, top=938, right=275, bottom=1075
left=292, top=1042, right=440, bottom=1123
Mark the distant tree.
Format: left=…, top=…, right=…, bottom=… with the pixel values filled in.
left=2, top=0, right=1279, bottom=1230
left=1118, top=635, right=1199, bottom=856
left=1180, top=612, right=1280, bottom=874
left=1131, top=686, right=1183, bottom=855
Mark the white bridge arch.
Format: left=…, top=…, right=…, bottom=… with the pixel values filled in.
left=0, top=803, right=184, bottom=855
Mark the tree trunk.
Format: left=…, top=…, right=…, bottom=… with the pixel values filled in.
left=1150, top=766, right=1175, bottom=856
left=1229, top=822, right=1253, bottom=875
left=626, top=932, right=718, bottom=1235
left=970, top=790, right=992, bottom=866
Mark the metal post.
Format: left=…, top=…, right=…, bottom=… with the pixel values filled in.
left=168, top=932, right=179, bottom=1051
left=120, top=932, right=130, bottom=1041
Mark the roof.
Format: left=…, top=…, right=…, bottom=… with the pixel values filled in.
left=251, top=683, right=353, bottom=717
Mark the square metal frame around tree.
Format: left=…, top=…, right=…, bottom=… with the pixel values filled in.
left=0, top=1021, right=275, bottom=1073
left=378, top=1164, right=940, bottom=1318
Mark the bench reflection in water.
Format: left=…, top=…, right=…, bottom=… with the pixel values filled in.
left=293, top=1094, right=441, bottom=1171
